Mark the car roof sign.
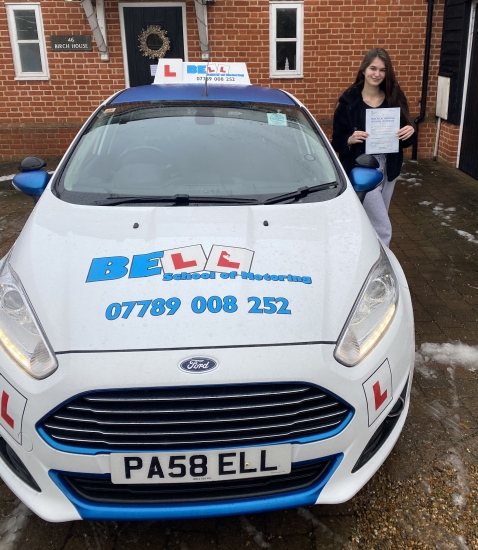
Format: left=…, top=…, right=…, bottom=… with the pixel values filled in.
left=153, top=59, right=251, bottom=85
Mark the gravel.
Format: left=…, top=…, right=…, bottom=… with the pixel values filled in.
left=348, top=455, right=478, bottom=549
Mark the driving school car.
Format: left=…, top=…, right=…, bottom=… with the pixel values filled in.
left=0, top=61, right=414, bottom=522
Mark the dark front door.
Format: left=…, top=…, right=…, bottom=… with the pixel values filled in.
left=123, top=6, right=185, bottom=87
left=459, top=4, right=478, bottom=180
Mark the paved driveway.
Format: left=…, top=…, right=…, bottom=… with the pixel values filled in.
left=0, top=160, right=477, bottom=549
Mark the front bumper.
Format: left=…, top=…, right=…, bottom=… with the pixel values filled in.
left=0, top=286, right=414, bottom=522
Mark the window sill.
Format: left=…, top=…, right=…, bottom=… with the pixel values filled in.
left=270, top=73, right=304, bottom=79
left=14, top=75, right=50, bottom=81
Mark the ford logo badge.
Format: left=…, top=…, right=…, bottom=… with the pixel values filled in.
left=179, top=357, right=218, bottom=374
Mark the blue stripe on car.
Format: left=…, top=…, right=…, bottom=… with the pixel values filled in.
left=49, top=454, right=342, bottom=521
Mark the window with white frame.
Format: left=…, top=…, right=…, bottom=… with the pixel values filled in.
left=6, top=3, right=49, bottom=80
left=270, top=1, right=303, bottom=78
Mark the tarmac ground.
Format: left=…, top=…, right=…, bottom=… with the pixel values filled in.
left=0, top=158, right=477, bottom=549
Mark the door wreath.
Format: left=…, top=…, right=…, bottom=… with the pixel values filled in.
left=138, top=25, right=171, bottom=59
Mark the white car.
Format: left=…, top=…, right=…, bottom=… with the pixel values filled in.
left=1, top=62, right=414, bottom=522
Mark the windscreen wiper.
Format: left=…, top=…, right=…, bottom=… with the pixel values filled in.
left=262, top=182, right=338, bottom=205
left=94, top=194, right=260, bottom=206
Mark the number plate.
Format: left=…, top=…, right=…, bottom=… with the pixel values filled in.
left=110, top=444, right=291, bottom=484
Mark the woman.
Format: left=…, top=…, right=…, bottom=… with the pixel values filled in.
left=332, top=48, right=416, bottom=247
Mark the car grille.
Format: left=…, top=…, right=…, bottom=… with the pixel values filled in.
left=40, top=383, right=352, bottom=451
left=57, top=458, right=335, bottom=504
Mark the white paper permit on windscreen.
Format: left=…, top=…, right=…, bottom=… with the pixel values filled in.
left=365, top=107, right=400, bottom=154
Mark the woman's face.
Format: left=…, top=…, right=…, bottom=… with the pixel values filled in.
left=363, top=57, right=386, bottom=87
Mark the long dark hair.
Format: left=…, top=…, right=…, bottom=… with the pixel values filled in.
left=345, top=48, right=414, bottom=126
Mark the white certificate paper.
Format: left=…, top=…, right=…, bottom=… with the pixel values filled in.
left=365, top=107, right=400, bottom=154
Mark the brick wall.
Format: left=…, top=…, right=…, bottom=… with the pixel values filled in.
left=436, top=121, right=460, bottom=166
left=0, top=0, right=447, bottom=162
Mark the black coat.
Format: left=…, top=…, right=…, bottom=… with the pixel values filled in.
left=331, top=87, right=416, bottom=181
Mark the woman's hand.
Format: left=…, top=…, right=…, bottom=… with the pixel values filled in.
left=347, top=131, right=369, bottom=146
left=397, top=125, right=415, bottom=140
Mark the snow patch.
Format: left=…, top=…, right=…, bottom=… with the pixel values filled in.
left=425, top=400, right=463, bottom=435
left=418, top=202, right=477, bottom=242
left=456, top=535, right=471, bottom=550
left=0, top=502, right=31, bottom=550
left=446, top=448, right=469, bottom=509
left=417, top=342, right=478, bottom=371
left=446, top=365, right=460, bottom=408
left=297, top=507, right=348, bottom=546
left=455, top=230, right=478, bottom=245
left=400, top=176, right=422, bottom=188
left=415, top=363, right=437, bottom=379
left=240, top=516, right=270, bottom=548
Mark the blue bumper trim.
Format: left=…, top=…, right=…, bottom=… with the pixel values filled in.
left=38, top=411, right=353, bottom=455
left=49, top=454, right=342, bottom=521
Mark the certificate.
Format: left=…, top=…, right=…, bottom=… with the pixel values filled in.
left=365, top=107, right=400, bottom=154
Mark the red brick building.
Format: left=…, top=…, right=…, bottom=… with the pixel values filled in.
left=1, top=0, right=477, bottom=180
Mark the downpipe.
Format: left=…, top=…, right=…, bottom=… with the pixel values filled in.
left=81, top=0, right=109, bottom=61
left=412, top=0, right=434, bottom=159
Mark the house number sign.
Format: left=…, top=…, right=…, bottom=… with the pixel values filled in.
left=51, top=36, right=92, bottom=51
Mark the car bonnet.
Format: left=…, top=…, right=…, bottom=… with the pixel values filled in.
left=9, top=188, right=380, bottom=353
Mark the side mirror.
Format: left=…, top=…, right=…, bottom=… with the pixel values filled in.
left=355, top=154, right=380, bottom=169
left=18, top=156, right=47, bottom=172
left=13, top=157, right=51, bottom=200
left=350, top=155, right=383, bottom=203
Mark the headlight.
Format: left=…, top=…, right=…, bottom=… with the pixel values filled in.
left=334, top=244, right=399, bottom=367
left=0, top=256, right=57, bottom=379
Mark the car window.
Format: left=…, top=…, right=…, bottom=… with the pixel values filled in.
left=56, top=101, right=343, bottom=205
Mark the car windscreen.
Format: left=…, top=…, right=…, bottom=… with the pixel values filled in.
left=55, top=100, right=344, bottom=205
